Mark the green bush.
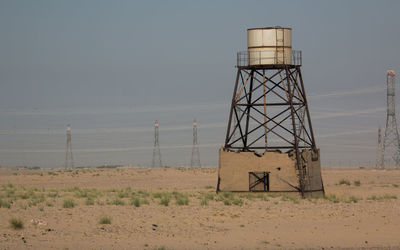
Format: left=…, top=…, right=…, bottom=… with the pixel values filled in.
left=47, top=191, right=59, bottom=198
left=131, top=197, right=141, bottom=207
left=347, top=196, right=362, bottom=203
left=204, top=193, right=215, bottom=201
left=232, top=198, right=243, bottom=206
left=63, top=199, right=76, bottom=208
left=174, top=193, right=189, bottom=206
left=200, top=198, right=208, bottom=206
left=223, top=199, right=232, bottom=206
left=9, top=218, right=24, bottom=229
left=0, top=199, right=11, bottom=208
left=98, top=215, right=112, bottom=225
left=85, top=197, right=95, bottom=206
left=110, top=198, right=125, bottom=206
left=160, top=196, right=170, bottom=206
left=354, top=180, right=361, bottom=186
left=338, top=179, right=351, bottom=186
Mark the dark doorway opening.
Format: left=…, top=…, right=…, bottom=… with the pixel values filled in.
left=249, top=172, right=270, bottom=191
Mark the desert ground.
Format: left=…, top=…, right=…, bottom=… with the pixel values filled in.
left=0, top=166, right=399, bottom=249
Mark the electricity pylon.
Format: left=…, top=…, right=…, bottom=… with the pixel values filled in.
left=65, top=124, right=74, bottom=169
left=381, top=70, right=400, bottom=169
left=191, top=119, right=201, bottom=168
left=152, top=120, right=162, bottom=168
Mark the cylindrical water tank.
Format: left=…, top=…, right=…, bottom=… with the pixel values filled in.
left=247, top=27, right=292, bottom=66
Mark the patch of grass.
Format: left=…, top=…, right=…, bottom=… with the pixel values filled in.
left=39, top=206, right=44, bottom=211
left=255, top=193, right=269, bottom=201
left=220, top=192, right=234, bottom=200
left=337, top=179, right=351, bottom=186
left=354, top=180, right=361, bottom=186
left=47, top=191, right=59, bottom=198
left=9, top=218, right=24, bottom=229
left=392, top=184, right=399, bottom=188
left=130, top=196, right=148, bottom=207
left=281, top=195, right=300, bottom=204
left=200, top=198, right=208, bottom=206
left=0, top=199, right=11, bottom=208
left=47, top=171, right=58, bottom=176
left=152, top=191, right=172, bottom=206
left=217, top=192, right=240, bottom=206
left=19, top=192, right=31, bottom=200
left=109, top=198, right=125, bottom=206
left=137, top=190, right=150, bottom=197
left=203, top=193, right=215, bottom=201
left=367, top=195, right=379, bottom=201
left=131, top=197, right=141, bottom=207
left=232, top=198, right=243, bottom=206
left=346, top=196, right=362, bottom=203
left=324, top=194, right=340, bottom=203
left=46, top=201, right=54, bottom=207
left=152, top=192, right=166, bottom=199
left=160, top=196, right=170, bottom=206
left=173, top=192, right=189, bottom=206
left=85, top=197, right=95, bottom=206
left=63, top=198, right=76, bottom=208
left=367, top=194, right=397, bottom=201
left=204, top=185, right=214, bottom=189
left=382, top=194, right=397, bottom=200
left=74, top=188, right=102, bottom=199
left=223, top=199, right=232, bottom=206
left=239, top=193, right=257, bottom=200
left=98, top=215, right=112, bottom=225
left=116, top=188, right=132, bottom=198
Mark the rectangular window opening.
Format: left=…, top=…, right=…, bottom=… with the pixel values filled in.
left=249, top=171, right=270, bottom=192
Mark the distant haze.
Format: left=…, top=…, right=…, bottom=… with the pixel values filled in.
left=0, top=0, right=399, bottom=167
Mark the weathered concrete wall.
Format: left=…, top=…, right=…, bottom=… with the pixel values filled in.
left=301, top=149, right=324, bottom=196
left=218, top=148, right=324, bottom=194
left=218, top=148, right=299, bottom=192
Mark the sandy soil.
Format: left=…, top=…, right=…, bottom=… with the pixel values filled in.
left=0, top=167, right=399, bottom=249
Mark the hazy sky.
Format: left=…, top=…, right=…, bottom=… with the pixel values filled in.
left=0, top=0, right=399, bottom=167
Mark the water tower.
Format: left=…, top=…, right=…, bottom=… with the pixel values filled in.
left=217, top=27, right=324, bottom=197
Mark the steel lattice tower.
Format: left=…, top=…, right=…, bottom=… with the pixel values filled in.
left=191, top=119, right=201, bottom=168
left=152, top=120, right=162, bottom=168
left=65, top=124, right=74, bottom=169
left=218, top=27, right=324, bottom=197
left=381, top=70, right=400, bottom=169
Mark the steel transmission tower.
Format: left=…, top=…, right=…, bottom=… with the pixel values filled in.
left=381, top=70, right=400, bottom=169
left=152, top=120, right=162, bottom=168
left=191, top=119, right=201, bottom=168
left=65, top=124, right=74, bottom=169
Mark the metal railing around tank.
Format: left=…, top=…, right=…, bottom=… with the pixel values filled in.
left=236, top=50, right=302, bottom=67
